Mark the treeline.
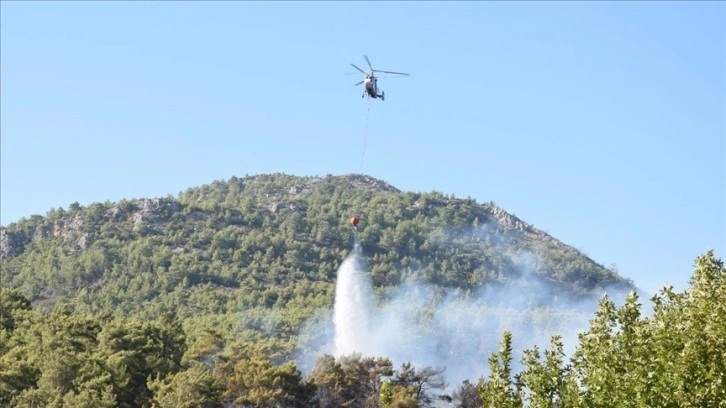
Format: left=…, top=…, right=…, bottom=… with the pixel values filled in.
left=1, top=250, right=723, bottom=407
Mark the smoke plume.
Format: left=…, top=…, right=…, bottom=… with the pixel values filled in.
left=295, top=229, right=635, bottom=390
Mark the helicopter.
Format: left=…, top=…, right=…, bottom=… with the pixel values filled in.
left=350, top=55, right=409, bottom=101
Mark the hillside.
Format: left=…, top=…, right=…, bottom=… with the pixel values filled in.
left=4, top=173, right=724, bottom=408
left=1, top=173, right=632, bottom=314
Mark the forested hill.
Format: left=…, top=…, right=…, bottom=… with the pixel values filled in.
left=12, top=173, right=723, bottom=408
left=1, top=173, right=632, bottom=314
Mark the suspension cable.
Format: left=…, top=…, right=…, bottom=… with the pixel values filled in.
left=360, top=97, right=371, bottom=173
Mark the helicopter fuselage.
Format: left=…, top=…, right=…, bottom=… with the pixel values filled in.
left=364, top=76, right=381, bottom=99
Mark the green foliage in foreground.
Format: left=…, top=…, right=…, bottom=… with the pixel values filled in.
left=479, top=250, right=725, bottom=408
left=1, top=250, right=722, bottom=407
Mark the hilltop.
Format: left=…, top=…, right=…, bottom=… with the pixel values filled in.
left=1, top=173, right=632, bottom=312
left=0, top=173, right=634, bottom=310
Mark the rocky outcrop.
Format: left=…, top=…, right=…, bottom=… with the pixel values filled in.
left=1, top=197, right=186, bottom=257
left=1, top=228, right=27, bottom=259
left=487, top=205, right=534, bottom=233
left=341, top=174, right=400, bottom=194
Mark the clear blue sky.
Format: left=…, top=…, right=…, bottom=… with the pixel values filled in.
left=2, top=1, right=724, bottom=295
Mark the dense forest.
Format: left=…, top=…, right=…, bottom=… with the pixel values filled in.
left=1, top=173, right=722, bottom=407
left=1, top=174, right=630, bottom=310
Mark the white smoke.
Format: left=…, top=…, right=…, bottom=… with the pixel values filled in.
left=295, top=229, right=635, bottom=390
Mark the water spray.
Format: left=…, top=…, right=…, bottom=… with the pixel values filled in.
left=333, top=233, right=374, bottom=357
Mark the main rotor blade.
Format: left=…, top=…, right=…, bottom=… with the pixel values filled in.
left=354, top=80, right=364, bottom=86
left=374, top=69, right=410, bottom=76
left=350, top=63, right=366, bottom=74
left=364, top=55, right=373, bottom=71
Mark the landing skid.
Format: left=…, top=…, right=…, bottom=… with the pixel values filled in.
left=362, top=92, right=385, bottom=101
